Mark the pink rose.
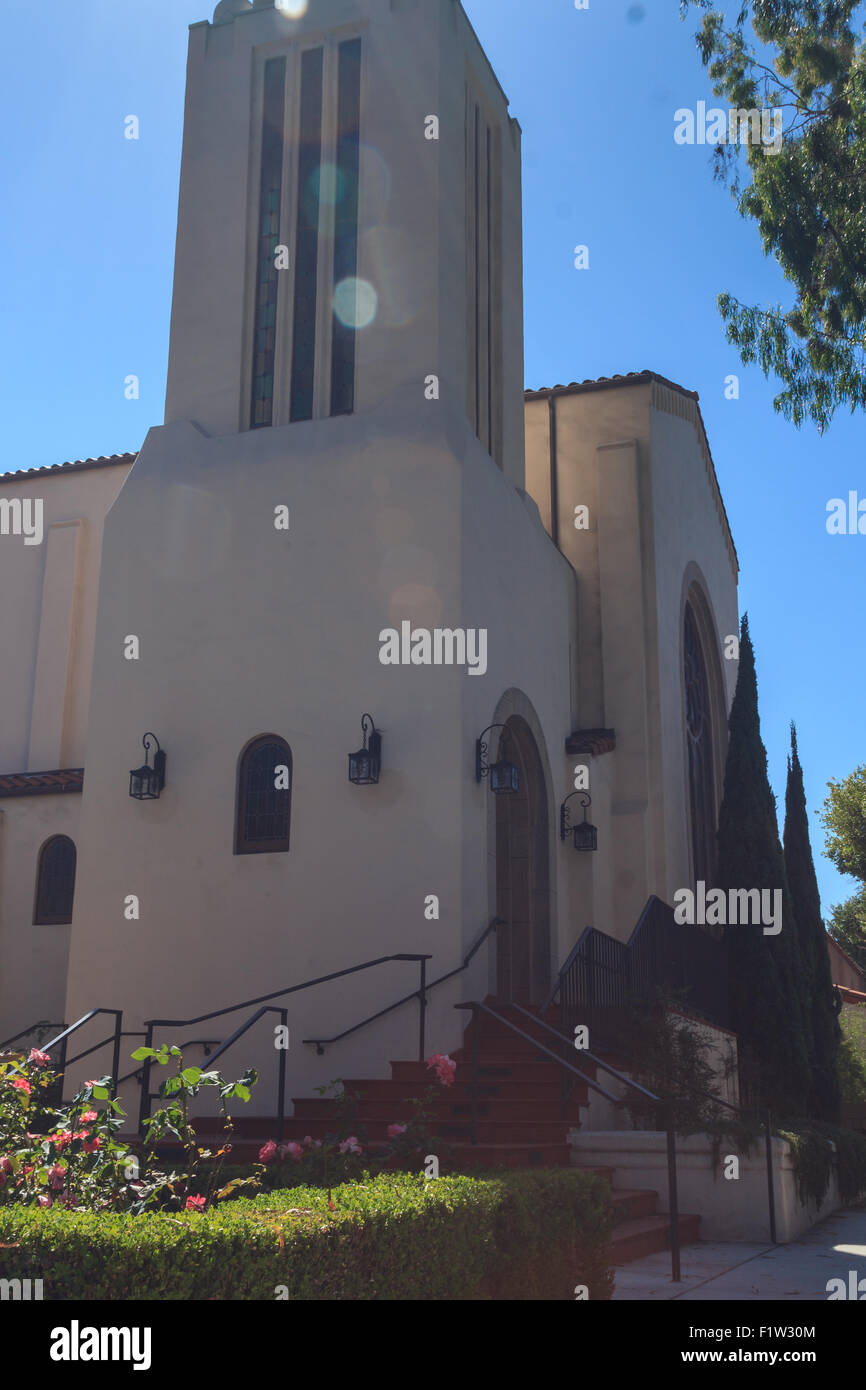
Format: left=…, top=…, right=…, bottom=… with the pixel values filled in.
left=82, top=1138, right=100, bottom=1153
left=52, top=1131, right=71, bottom=1149
left=38, top=1193, right=53, bottom=1208
left=259, top=1140, right=278, bottom=1164
left=387, top=1123, right=408, bottom=1138
left=0, top=1157, right=12, bottom=1175
left=426, top=1054, right=457, bottom=1087
left=10, top=1078, right=31, bottom=1096
left=80, top=1110, right=98, bottom=1123
left=48, top=1165, right=66, bottom=1191
left=185, top=1194, right=206, bottom=1212
left=85, top=1080, right=98, bottom=1088
left=279, top=1142, right=304, bottom=1162
left=28, top=1048, right=51, bottom=1066
left=339, top=1136, right=363, bottom=1155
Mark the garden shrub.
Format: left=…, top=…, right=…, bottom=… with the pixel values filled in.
left=0, top=1169, right=613, bottom=1301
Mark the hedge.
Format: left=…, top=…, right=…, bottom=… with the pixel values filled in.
left=0, top=1169, right=614, bottom=1301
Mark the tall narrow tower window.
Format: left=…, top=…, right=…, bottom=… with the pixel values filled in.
left=684, top=601, right=717, bottom=884
left=250, top=57, right=287, bottom=430
left=465, top=89, right=502, bottom=463
left=289, top=47, right=324, bottom=424
left=330, top=37, right=362, bottom=417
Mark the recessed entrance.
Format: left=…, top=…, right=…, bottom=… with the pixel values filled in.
left=494, top=715, right=551, bottom=1004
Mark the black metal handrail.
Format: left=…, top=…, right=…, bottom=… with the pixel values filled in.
left=132, top=1007, right=290, bottom=1143
left=136, top=954, right=431, bottom=1133
left=0, top=1021, right=65, bottom=1051
left=303, top=918, right=503, bottom=1054
left=517, top=1001, right=777, bottom=1246
left=20, top=1010, right=125, bottom=1099
left=544, top=896, right=730, bottom=1036
left=456, top=999, right=685, bottom=1281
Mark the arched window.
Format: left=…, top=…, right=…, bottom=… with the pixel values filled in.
left=684, top=602, right=717, bottom=884
left=33, top=836, right=77, bottom=925
left=235, top=736, right=292, bottom=854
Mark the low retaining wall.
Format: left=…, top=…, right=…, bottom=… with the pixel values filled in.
left=570, top=1130, right=841, bottom=1244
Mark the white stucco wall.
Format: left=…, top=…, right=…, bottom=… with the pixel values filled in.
left=570, top=1131, right=842, bottom=1244
left=0, top=463, right=131, bottom=773
left=61, top=406, right=577, bottom=1109
left=523, top=378, right=740, bottom=944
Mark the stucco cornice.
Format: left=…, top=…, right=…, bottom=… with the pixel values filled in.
left=565, top=729, right=616, bottom=757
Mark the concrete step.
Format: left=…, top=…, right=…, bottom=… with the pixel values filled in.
left=610, top=1213, right=701, bottom=1264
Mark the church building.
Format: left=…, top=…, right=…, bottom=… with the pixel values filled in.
left=0, top=0, right=739, bottom=1125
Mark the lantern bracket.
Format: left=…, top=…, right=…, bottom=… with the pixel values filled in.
left=560, top=790, right=591, bottom=841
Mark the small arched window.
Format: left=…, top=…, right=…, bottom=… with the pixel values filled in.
left=33, top=836, right=77, bottom=925
left=235, top=735, right=292, bottom=854
left=684, top=601, right=717, bottom=884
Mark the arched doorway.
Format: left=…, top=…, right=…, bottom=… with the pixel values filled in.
left=494, top=715, right=551, bottom=1003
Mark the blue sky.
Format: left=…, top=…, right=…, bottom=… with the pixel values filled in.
left=1, top=0, right=862, bottom=916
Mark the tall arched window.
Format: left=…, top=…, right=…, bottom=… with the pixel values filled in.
left=684, top=602, right=717, bottom=884
left=235, top=736, right=292, bottom=854
left=33, top=836, right=77, bottom=925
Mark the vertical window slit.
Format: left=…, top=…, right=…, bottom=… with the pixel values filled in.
left=250, top=57, right=287, bottom=431
left=290, top=47, right=325, bottom=424
left=330, top=37, right=362, bottom=417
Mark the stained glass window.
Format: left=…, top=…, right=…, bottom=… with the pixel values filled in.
left=236, top=737, right=292, bottom=855
left=330, top=38, right=362, bottom=418
left=250, top=57, right=287, bottom=430
left=290, top=47, right=324, bottom=423
left=33, top=836, right=77, bottom=925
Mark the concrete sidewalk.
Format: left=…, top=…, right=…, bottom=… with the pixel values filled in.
left=613, top=1207, right=866, bottom=1300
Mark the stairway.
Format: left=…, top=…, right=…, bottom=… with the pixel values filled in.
left=186, top=999, right=699, bottom=1263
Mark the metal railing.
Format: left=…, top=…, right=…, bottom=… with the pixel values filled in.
left=456, top=998, right=686, bottom=1281
left=543, top=895, right=730, bottom=1042
left=513, top=1000, right=778, bottom=1252
left=0, top=1021, right=65, bottom=1052
left=303, top=918, right=502, bottom=1055
left=10, top=1009, right=126, bottom=1098
left=135, top=953, right=432, bottom=1134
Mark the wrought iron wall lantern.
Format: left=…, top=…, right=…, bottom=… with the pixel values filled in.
left=560, top=791, right=598, bottom=851
left=129, top=733, right=167, bottom=801
left=348, top=714, right=382, bottom=785
left=475, top=725, right=519, bottom=795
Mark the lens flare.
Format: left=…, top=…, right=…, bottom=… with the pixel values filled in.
left=275, top=0, right=309, bottom=17
left=334, top=277, right=378, bottom=330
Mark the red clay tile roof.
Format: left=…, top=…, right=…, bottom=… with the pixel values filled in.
left=525, top=370, right=697, bottom=401
left=0, top=769, right=84, bottom=798
left=0, top=453, right=136, bottom=483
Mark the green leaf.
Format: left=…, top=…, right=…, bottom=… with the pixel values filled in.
left=181, top=1067, right=202, bottom=1086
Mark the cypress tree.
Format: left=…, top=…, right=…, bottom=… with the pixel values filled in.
left=784, top=724, right=841, bottom=1122
left=715, top=616, right=809, bottom=1119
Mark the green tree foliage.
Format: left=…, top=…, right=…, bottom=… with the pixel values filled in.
left=783, top=724, right=841, bottom=1120
left=828, top=888, right=866, bottom=974
left=822, top=763, right=866, bottom=882
left=715, top=616, right=809, bottom=1117
left=838, top=1004, right=866, bottom=1103
left=680, top=1, right=866, bottom=429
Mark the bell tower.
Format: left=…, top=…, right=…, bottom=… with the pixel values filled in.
left=164, top=0, right=525, bottom=485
